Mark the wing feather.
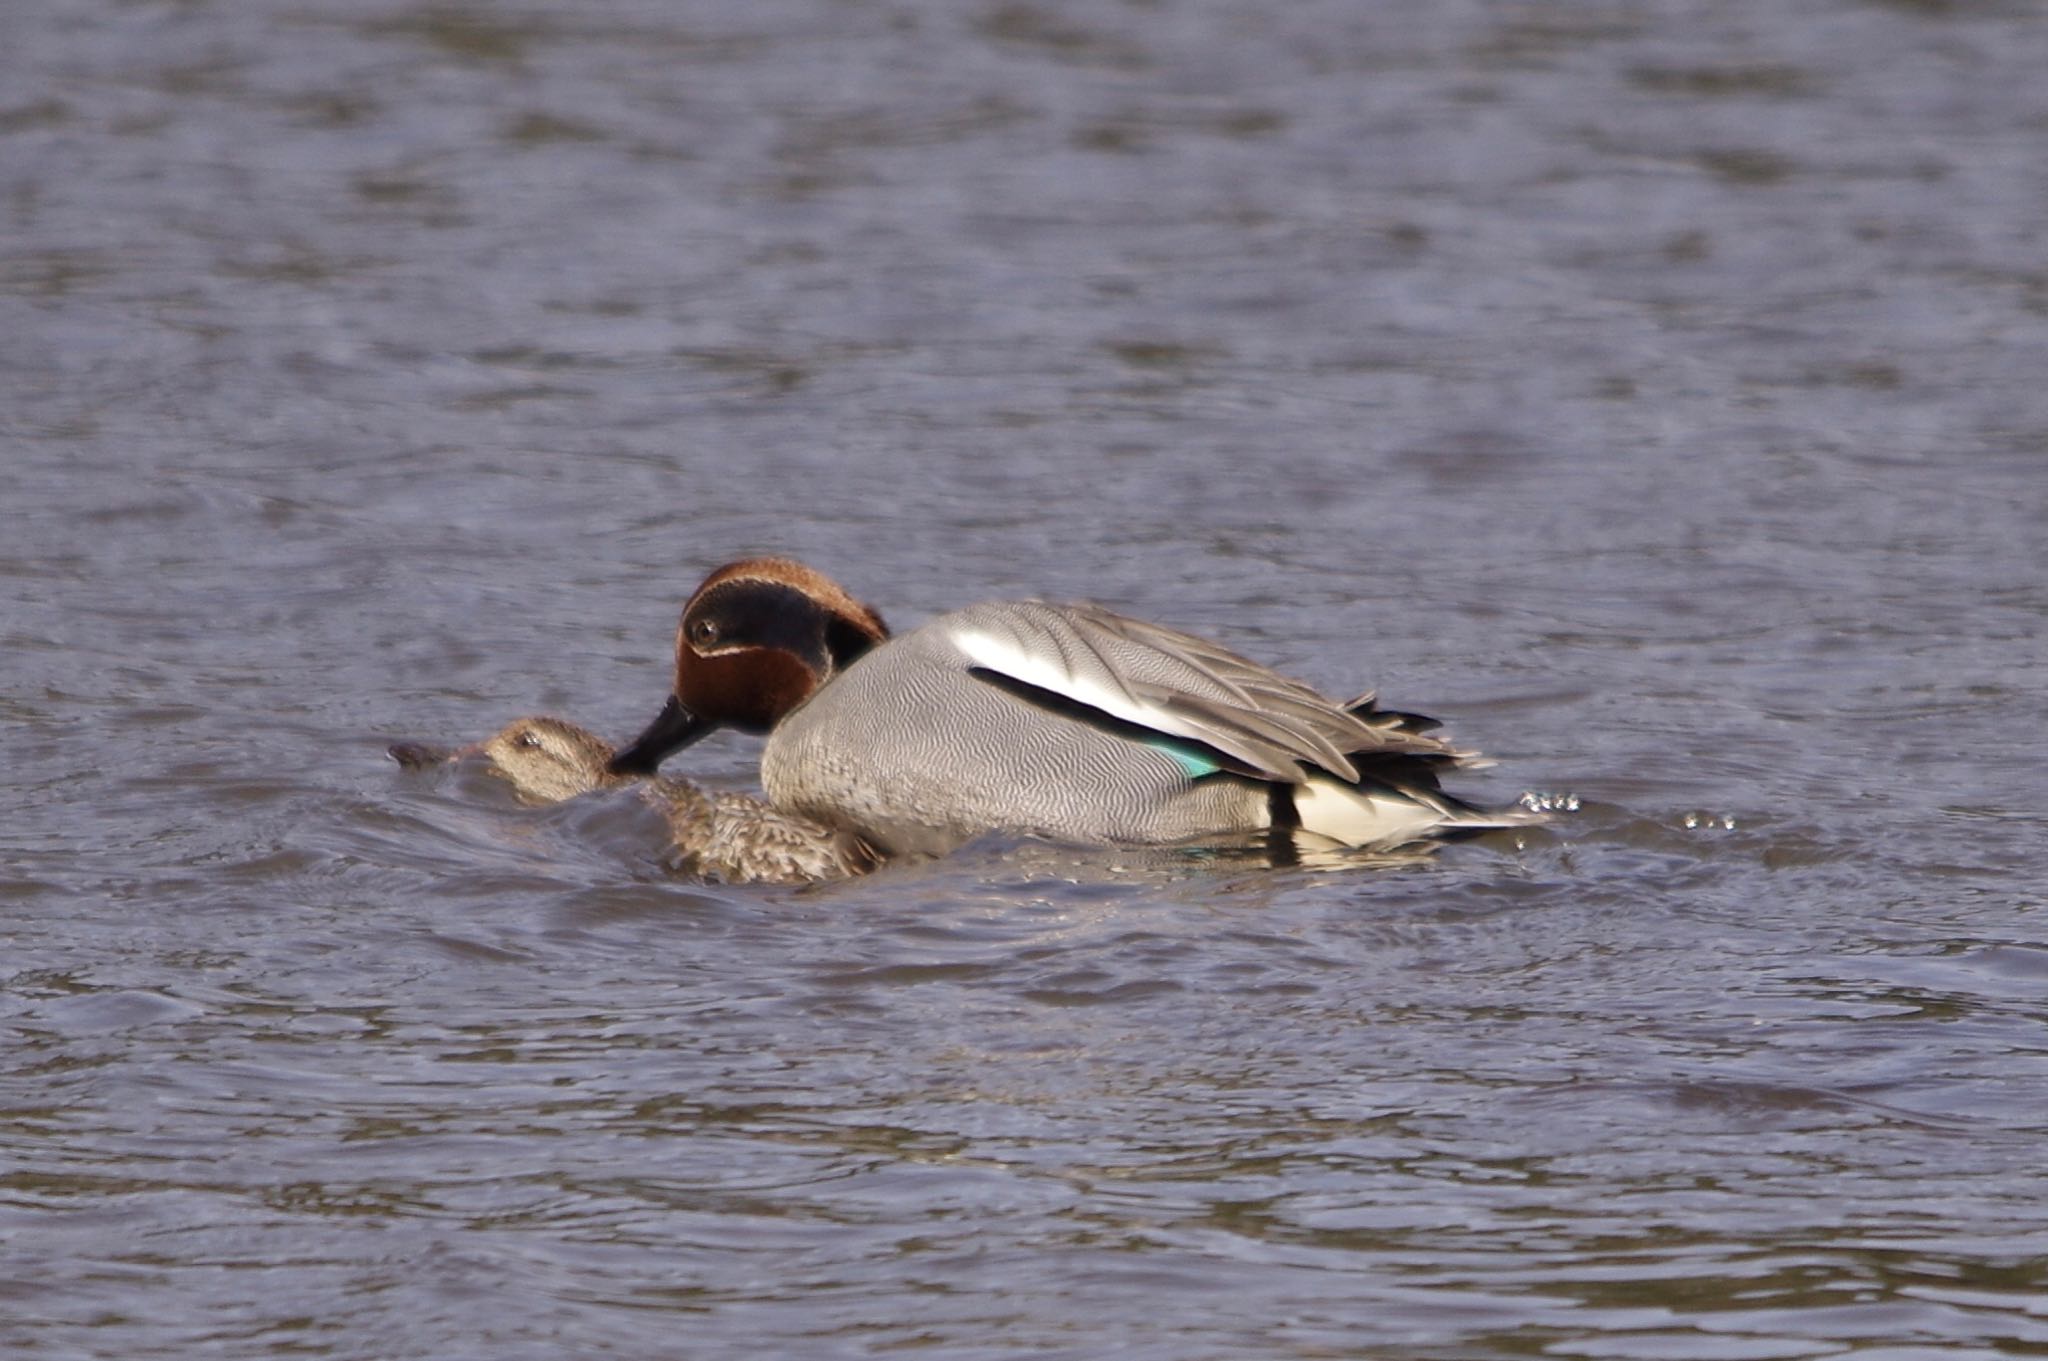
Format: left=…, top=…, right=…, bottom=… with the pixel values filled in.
left=949, top=601, right=1479, bottom=786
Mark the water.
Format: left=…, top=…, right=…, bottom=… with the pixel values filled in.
left=6, top=0, right=2048, bottom=1355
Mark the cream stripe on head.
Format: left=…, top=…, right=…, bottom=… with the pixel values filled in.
left=690, top=557, right=888, bottom=642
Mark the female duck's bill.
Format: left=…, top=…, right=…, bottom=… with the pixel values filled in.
left=607, top=557, right=1544, bottom=858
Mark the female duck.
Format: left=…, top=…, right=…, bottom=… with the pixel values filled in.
left=394, top=715, right=874, bottom=885
left=609, top=558, right=1538, bottom=858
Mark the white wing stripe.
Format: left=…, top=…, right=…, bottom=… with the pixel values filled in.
left=946, top=604, right=1476, bottom=788
left=951, top=625, right=1177, bottom=738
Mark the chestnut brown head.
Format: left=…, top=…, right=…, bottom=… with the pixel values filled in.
left=608, top=558, right=887, bottom=776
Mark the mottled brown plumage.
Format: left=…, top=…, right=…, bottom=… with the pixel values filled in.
left=401, top=715, right=875, bottom=885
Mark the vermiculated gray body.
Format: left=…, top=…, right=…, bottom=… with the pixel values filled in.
left=761, top=602, right=1275, bottom=856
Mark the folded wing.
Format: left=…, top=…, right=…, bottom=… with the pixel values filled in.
left=949, top=601, right=1477, bottom=786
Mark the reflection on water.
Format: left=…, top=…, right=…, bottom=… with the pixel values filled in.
left=7, top=0, right=2048, bottom=1356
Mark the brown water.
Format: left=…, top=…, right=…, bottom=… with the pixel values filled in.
left=6, top=1, right=2048, bottom=1356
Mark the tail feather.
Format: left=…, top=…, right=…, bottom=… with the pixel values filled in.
left=1340, top=690, right=1444, bottom=736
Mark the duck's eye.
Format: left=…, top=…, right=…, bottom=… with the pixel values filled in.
left=688, top=618, right=720, bottom=648
left=516, top=731, right=543, bottom=749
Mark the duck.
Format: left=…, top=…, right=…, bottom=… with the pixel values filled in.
left=607, top=557, right=1541, bottom=858
left=391, top=715, right=875, bottom=885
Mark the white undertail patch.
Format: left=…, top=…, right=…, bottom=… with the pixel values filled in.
left=1292, top=776, right=1447, bottom=848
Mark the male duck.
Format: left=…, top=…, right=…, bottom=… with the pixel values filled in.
left=610, top=558, right=1540, bottom=858
left=393, top=715, right=874, bottom=885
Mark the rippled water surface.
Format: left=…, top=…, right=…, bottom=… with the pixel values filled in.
left=6, top=1, right=2048, bottom=1356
